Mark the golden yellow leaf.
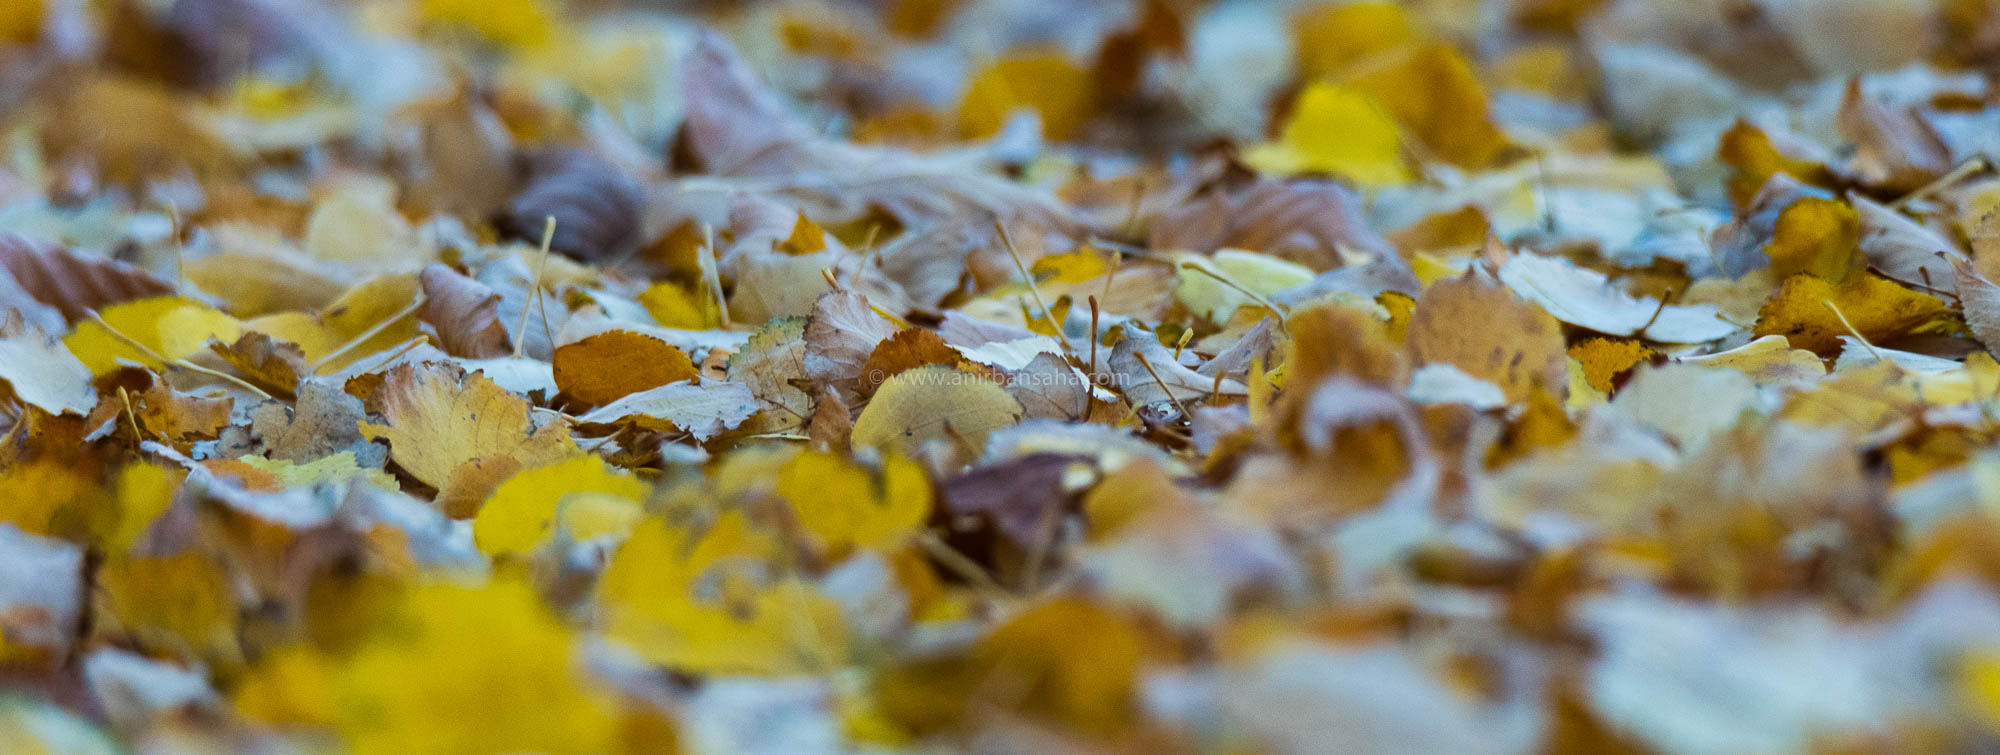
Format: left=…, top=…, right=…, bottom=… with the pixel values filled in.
left=65, top=297, right=243, bottom=375
left=1346, top=44, right=1508, bottom=171
left=358, top=362, right=576, bottom=516
left=0, top=0, right=41, bottom=44
left=958, top=51, right=1093, bottom=140
left=1716, top=119, right=1837, bottom=206
left=599, top=513, right=848, bottom=675
left=1752, top=273, right=1949, bottom=355
left=1292, top=2, right=1417, bottom=80
left=419, top=0, right=561, bottom=49
left=638, top=280, right=723, bottom=329
left=246, top=274, right=423, bottom=373
left=1568, top=338, right=1654, bottom=394
left=1243, top=82, right=1412, bottom=186
left=95, top=553, right=238, bottom=663
left=473, top=454, right=647, bottom=557
left=332, top=579, right=619, bottom=754
left=1764, top=197, right=1863, bottom=282
left=776, top=451, right=931, bottom=554
left=876, top=598, right=1152, bottom=737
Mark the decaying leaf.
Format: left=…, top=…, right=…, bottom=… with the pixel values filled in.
left=1407, top=270, right=1568, bottom=402
left=358, top=362, right=575, bottom=516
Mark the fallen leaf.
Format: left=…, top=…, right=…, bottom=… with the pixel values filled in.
left=1407, top=270, right=1568, bottom=402
left=417, top=263, right=511, bottom=359
left=574, top=380, right=757, bottom=441
left=552, top=329, right=699, bottom=406
left=1752, top=273, right=1949, bottom=355
left=357, top=362, right=575, bottom=516
left=473, top=454, right=647, bottom=557
left=0, top=328, right=96, bottom=415
left=851, top=364, right=1023, bottom=453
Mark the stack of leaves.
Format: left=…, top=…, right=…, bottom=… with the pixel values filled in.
left=18, top=0, right=2000, bottom=752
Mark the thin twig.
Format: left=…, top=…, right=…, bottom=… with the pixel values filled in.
left=700, top=222, right=732, bottom=329
left=307, top=295, right=427, bottom=375
left=85, top=312, right=272, bottom=398
left=1134, top=352, right=1192, bottom=419
left=993, top=220, right=1075, bottom=355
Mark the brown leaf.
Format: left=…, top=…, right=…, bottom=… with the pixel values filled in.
left=806, top=384, right=853, bottom=453
left=1007, top=351, right=1091, bottom=421
left=250, top=378, right=381, bottom=466
left=208, top=332, right=305, bottom=398
left=552, top=329, right=700, bottom=407
left=496, top=148, right=645, bottom=263
left=858, top=327, right=963, bottom=397
left=1406, top=270, right=1566, bottom=403
left=135, top=378, right=232, bottom=444
left=418, top=263, right=511, bottom=359
left=0, top=234, right=174, bottom=329
left=1837, top=77, right=1952, bottom=192
left=941, top=453, right=1094, bottom=548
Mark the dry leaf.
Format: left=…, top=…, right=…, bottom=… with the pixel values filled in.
left=357, top=362, right=575, bottom=516
left=1407, top=270, right=1568, bottom=402
left=417, top=263, right=511, bottom=359
left=573, top=380, right=757, bottom=441
left=551, top=329, right=699, bottom=406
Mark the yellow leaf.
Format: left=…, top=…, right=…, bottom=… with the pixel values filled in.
left=65, top=297, right=243, bottom=375
left=1292, top=2, right=1417, bottom=80
left=107, top=463, right=178, bottom=554
left=474, top=455, right=647, bottom=557
left=780, top=211, right=829, bottom=255
left=639, top=280, right=723, bottom=329
left=95, top=553, right=238, bottom=663
left=958, top=51, right=1093, bottom=140
left=332, top=579, right=619, bottom=754
left=1763, top=197, right=1863, bottom=282
left=1567, top=337, right=1654, bottom=394
left=1961, top=649, right=2000, bottom=735
left=245, top=274, right=423, bottom=373
left=1031, top=247, right=1112, bottom=284
left=358, top=362, right=576, bottom=517
left=419, top=0, right=561, bottom=49
left=1716, top=119, right=1836, bottom=206
left=599, top=513, right=848, bottom=675
left=776, top=451, right=931, bottom=554
left=0, top=0, right=41, bottom=44
left=1244, top=82, right=1412, bottom=186
left=1345, top=44, right=1508, bottom=171
left=1752, top=273, right=1949, bottom=355
left=851, top=365, right=1023, bottom=453
left=0, top=459, right=109, bottom=541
